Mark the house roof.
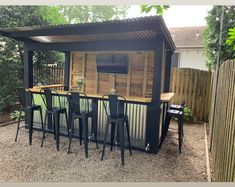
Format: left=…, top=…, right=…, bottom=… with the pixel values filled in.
left=169, top=26, right=206, bottom=49
left=0, top=16, right=176, bottom=51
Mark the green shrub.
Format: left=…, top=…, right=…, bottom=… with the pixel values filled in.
left=10, top=110, right=24, bottom=121
left=183, top=107, right=193, bottom=122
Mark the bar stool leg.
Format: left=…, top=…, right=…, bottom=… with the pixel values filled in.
left=79, top=118, right=83, bottom=146
left=41, top=112, right=48, bottom=147
left=82, top=114, right=89, bottom=158
left=125, top=120, right=132, bottom=155
left=119, top=122, right=125, bottom=166
left=65, top=111, right=69, bottom=136
left=178, top=115, right=182, bottom=154
left=110, top=122, right=116, bottom=151
left=101, top=120, right=110, bottom=161
left=91, top=115, right=99, bottom=149
left=39, top=108, right=44, bottom=130
left=15, top=109, right=22, bottom=142
left=68, top=115, right=74, bottom=154
left=54, top=112, right=60, bottom=151
left=29, top=109, right=34, bottom=146
left=182, top=114, right=184, bottom=137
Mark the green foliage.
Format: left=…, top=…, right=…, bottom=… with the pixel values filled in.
left=141, top=5, right=170, bottom=15
left=0, top=6, right=62, bottom=112
left=10, top=110, right=24, bottom=121
left=183, top=107, right=193, bottom=122
left=203, top=6, right=235, bottom=70
left=226, top=27, right=235, bottom=52
left=58, top=5, right=129, bottom=23
left=40, top=6, right=68, bottom=24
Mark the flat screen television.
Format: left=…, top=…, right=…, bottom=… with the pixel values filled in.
left=96, top=54, right=128, bottom=74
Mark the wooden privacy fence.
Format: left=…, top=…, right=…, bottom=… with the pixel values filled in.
left=170, top=68, right=212, bottom=122
left=34, top=65, right=64, bottom=85
left=209, top=60, right=235, bottom=182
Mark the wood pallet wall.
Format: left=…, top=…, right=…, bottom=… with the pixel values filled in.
left=70, top=51, right=155, bottom=97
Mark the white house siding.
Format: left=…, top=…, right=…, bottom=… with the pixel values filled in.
left=178, top=48, right=208, bottom=71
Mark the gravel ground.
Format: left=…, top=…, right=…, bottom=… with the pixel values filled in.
left=0, top=122, right=207, bottom=182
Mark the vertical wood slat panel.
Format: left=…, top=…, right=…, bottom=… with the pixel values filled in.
left=142, top=53, right=149, bottom=97
left=170, top=68, right=211, bottom=122
left=209, top=60, right=235, bottom=182
left=126, top=53, right=132, bottom=96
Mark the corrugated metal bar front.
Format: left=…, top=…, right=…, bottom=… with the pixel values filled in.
left=32, top=94, right=147, bottom=149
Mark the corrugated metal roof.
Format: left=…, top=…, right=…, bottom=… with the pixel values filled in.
left=0, top=15, right=175, bottom=51
left=0, top=16, right=159, bottom=32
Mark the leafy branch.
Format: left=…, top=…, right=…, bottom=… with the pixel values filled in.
left=141, top=5, right=170, bottom=15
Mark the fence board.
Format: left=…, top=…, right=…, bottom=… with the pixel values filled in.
left=209, top=60, right=235, bottom=182
left=170, top=68, right=211, bottom=122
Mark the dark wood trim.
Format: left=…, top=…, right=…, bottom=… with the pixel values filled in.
left=26, top=39, right=158, bottom=52
left=145, top=35, right=165, bottom=154
left=64, top=51, right=71, bottom=91
left=164, top=50, right=173, bottom=92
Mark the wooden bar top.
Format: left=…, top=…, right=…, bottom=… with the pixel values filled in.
left=29, top=87, right=152, bottom=103
left=160, top=92, right=175, bottom=102
left=32, top=84, right=64, bottom=89
left=30, top=85, right=174, bottom=104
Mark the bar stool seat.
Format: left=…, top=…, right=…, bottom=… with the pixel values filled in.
left=170, top=104, right=183, bottom=111
left=159, top=109, right=184, bottom=153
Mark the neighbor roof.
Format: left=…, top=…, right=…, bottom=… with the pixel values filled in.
left=169, top=26, right=206, bottom=49
left=0, top=16, right=175, bottom=51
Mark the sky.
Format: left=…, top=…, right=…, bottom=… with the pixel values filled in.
left=126, top=5, right=213, bottom=28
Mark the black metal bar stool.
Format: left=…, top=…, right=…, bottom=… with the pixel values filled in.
left=101, top=94, right=132, bottom=166
left=66, top=92, right=98, bottom=157
left=169, top=98, right=190, bottom=137
left=159, top=109, right=184, bottom=153
left=15, top=87, right=44, bottom=145
left=40, top=88, right=69, bottom=151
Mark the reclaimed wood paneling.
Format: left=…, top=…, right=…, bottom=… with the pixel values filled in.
left=70, top=51, right=155, bottom=97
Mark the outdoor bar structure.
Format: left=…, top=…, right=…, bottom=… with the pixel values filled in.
left=0, top=16, right=175, bottom=153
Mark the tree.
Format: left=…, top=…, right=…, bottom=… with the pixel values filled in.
left=40, top=6, right=68, bottom=24
left=140, top=5, right=170, bottom=15
left=58, top=5, right=129, bottom=23
left=0, top=6, right=66, bottom=112
left=203, top=6, right=235, bottom=70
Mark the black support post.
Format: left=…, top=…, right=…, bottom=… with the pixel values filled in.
left=164, top=50, right=173, bottom=92
left=24, top=45, right=33, bottom=88
left=145, top=36, right=165, bottom=154
left=23, top=45, right=33, bottom=126
left=64, top=51, right=71, bottom=91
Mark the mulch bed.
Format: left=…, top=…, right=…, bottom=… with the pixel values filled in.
left=0, top=122, right=207, bottom=182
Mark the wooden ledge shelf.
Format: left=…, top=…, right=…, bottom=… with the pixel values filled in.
left=160, top=92, right=175, bottom=102
left=33, top=84, right=64, bottom=89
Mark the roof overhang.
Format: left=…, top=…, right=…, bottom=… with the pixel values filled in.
left=0, top=16, right=176, bottom=52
